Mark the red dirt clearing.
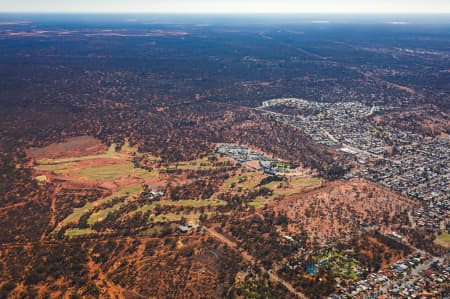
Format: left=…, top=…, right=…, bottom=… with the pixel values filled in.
left=28, top=136, right=106, bottom=159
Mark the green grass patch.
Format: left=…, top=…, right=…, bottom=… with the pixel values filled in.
left=238, top=179, right=261, bottom=189
left=70, top=163, right=149, bottom=180
left=75, top=163, right=133, bottom=176
left=35, top=162, right=76, bottom=171
left=139, top=169, right=159, bottom=179
left=63, top=185, right=143, bottom=224
left=261, top=180, right=286, bottom=189
left=435, top=232, right=450, bottom=248
left=35, top=175, right=47, bottom=182
left=54, top=169, right=69, bottom=175
left=149, top=212, right=214, bottom=222
left=174, top=156, right=216, bottom=170
left=65, top=228, right=97, bottom=237
left=249, top=189, right=301, bottom=207
left=290, top=177, right=321, bottom=186
left=224, top=173, right=259, bottom=191
left=121, top=143, right=138, bottom=153
left=87, top=201, right=128, bottom=224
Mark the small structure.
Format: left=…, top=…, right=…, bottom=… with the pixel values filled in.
left=177, top=225, right=189, bottom=233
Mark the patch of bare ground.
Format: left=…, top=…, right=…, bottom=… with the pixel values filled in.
left=271, top=179, right=415, bottom=245
left=28, top=136, right=106, bottom=159
left=89, top=235, right=244, bottom=298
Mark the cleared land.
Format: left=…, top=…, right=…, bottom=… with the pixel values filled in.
left=35, top=162, right=76, bottom=171
left=272, top=179, right=415, bottom=244
left=28, top=136, right=106, bottom=159
left=37, top=151, right=121, bottom=165
left=434, top=232, right=450, bottom=248
left=72, top=162, right=147, bottom=180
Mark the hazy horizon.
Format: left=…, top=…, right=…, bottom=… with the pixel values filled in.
left=1, top=0, right=450, bottom=14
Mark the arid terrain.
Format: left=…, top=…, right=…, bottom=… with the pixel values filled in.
left=0, top=14, right=448, bottom=299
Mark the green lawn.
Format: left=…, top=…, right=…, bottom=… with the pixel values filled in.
left=149, top=212, right=214, bottom=222
left=74, top=163, right=133, bottom=176
left=35, top=175, right=47, bottom=182
left=35, top=162, right=76, bottom=171
left=237, top=174, right=261, bottom=189
left=261, top=180, right=286, bottom=189
left=70, top=163, right=149, bottom=180
left=121, top=143, right=138, bottom=153
left=174, top=156, right=216, bottom=170
left=249, top=189, right=301, bottom=207
left=54, top=169, right=69, bottom=175
left=87, top=201, right=128, bottom=224
left=139, top=169, right=159, bottom=179
left=65, top=228, right=97, bottom=237
left=224, top=173, right=259, bottom=190
left=435, top=232, right=450, bottom=248
left=63, top=185, right=143, bottom=224
left=291, top=177, right=321, bottom=186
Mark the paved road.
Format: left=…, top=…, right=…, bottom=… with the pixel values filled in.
left=377, top=257, right=438, bottom=294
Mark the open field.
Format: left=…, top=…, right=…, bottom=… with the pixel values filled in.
left=290, top=177, right=321, bottom=186
left=37, top=152, right=122, bottom=164
left=87, top=201, right=128, bottom=224
left=223, top=173, right=260, bottom=191
left=249, top=189, right=301, bottom=207
left=149, top=212, right=214, bottom=222
left=35, top=162, right=76, bottom=171
left=63, top=186, right=143, bottom=224
left=71, top=162, right=148, bottom=180
left=434, top=232, right=450, bottom=248
left=132, top=199, right=226, bottom=216
left=28, top=136, right=106, bottom=159
left=31, top=138, right=165, bottom=202
left=54, top=169, right=69, bottom=174
left=249, top=177, right=321, bottom=207
left=36, top=141, right=121, bottom=164
left=64, top=228, right=98, bottom=237
left=139, top=169, right=159, bottom=178
left=174, top=156, right=217, bottom=170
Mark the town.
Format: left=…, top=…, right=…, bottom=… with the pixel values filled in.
left=216, top=143, right=308, bottom=175
left=257, top=98, right=448, bottom=234
left=331, top=252, right=449, bottom=298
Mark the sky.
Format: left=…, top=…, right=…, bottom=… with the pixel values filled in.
left=1, top=0, right=450, bottom=14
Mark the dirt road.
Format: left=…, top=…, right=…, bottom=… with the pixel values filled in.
left=204, top=226, right=308, bottom=298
